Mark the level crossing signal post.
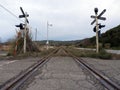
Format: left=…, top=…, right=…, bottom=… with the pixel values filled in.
left=16, top=7, right=29, bottom=54
left=91, top=8, right=106, bottom=53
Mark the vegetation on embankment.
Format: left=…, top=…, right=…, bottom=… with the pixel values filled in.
left=0, top=48, right=56, bottom=60
left=78, top=24, right=120, bottom=49
left=35, top=23, right=120, bottom=50
left=66, top=47, right=120, bottom=60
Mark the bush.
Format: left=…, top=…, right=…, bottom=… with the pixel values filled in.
left=104, top=43, right=111, bottom=49
left=86, top=49, right=112, bottom=59
left=66, top=47, right=112, bottom=59
left=98, top=49, right=112, bottom=59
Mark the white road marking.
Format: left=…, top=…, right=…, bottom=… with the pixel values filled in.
left=5, top=61, right=17, bottom=64
left=0, top=60, right=18, bottom=69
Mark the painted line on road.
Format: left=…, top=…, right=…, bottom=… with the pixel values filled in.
left=0, top=60, right=18, bottom=69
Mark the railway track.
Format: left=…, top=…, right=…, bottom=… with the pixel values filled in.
left=64, top=48, right=120, bottom=90
left=0, top=48, right=59, bottom=90
left=0, top=47, right=120, bottom=90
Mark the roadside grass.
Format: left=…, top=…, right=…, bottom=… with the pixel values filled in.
left=111, top=47, right=120, bottom=50
left=53, top=49, right=69, bottom=57
left=4, top=48, right=56, bottom=60
left=66, top=47, right=113, bottom=59
left=1, top=47, right=120, bottom=60
left=39, top=48, right=56, bottom=56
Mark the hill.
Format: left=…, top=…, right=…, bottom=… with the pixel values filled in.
left=36, top=40, right=82, bottom=46
left=80, top=24, right=120, bottom=49
left=100, top=24, right=120, bottom=48
left=35, top=24, right=120, bottom=49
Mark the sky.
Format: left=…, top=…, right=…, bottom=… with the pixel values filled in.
left=0, top=0, right=120, bottom=42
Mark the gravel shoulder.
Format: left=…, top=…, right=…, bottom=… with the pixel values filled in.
left=0, top=57, right=41, bottom=85
left=82, top=57, right=120, bottom=85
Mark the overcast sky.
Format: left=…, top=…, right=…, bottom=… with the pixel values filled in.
left=0, top=0, right=120, bottom=42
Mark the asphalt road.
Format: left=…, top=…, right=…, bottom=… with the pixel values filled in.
left=26, top=57, right=101, bottom=90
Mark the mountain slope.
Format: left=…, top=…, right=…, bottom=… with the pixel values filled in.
left=100, top=24, right=120, bottom=47
left=88, top=24, right=120, bottom=48
left=35, top=24, right=120, bottom=48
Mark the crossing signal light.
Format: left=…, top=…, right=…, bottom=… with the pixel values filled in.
left=19, top=14, right=29, bottom=18
left=93, top=24, right=105, bottom=32
left=93, top=26, right=96, bottom=32
left=93, top=29, right=101, bottom=37
left=99, top=24, right=105, bottom=29
left=98, top=30, right=101, bottom=37
left=94, top=8, right=98, bottom=15
left=15, top=23, right=25, bottom=29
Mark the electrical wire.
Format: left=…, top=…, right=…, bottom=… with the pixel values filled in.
left=0, top=3, right=24, bottom=22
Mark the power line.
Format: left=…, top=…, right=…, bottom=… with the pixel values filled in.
left=0, top=3, right=24, bottom=22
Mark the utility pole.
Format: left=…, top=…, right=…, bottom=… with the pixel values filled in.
left=35, top=28, right=37, bottom=41
left=46, top=21, right=52, bottom=50
left=91, top=8, right=106, bottom=53
left=46, top=21, right=49, bottom=50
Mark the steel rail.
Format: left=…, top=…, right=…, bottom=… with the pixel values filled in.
left=63, top=48, right=120, bottom=90
left=0, top=48, right=59, bottom=90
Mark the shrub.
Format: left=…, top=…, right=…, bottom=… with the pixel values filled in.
left=66, top=47, right=112, bottom=59
left=98, top=49, right=112, bottom=59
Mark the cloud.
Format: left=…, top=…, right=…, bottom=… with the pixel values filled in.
left=0, top=0, right=120, bottom=42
